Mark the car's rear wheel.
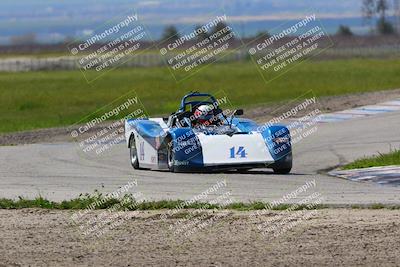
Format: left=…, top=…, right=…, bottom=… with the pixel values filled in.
left=129, top=135, right=139, bottom=169
left=272, top=167, right=291, bottom=174
left=167, top=141, right=175, bottom=172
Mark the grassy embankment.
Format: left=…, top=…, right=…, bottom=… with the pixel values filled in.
left=0, top=192, right=321, bottom=211
left=342, top=149, right=400, bottom=170
left=1, top=58, right=400, bottom=133
left=0, top=193, right=397, bottom=210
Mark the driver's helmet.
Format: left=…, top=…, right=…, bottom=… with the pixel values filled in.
left=194, top=105, right=214, bottom=125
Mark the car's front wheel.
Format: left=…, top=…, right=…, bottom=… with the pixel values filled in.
left=237, top=168, right=252, bottom=173
left=272, top=167, right=291, bottom=174
left=272, top=151, right=292, bottom=174
left=129, top=135, right=139, bottom=169
left=167, top=140, right=175, bottom=172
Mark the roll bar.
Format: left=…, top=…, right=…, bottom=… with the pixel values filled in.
left=178, top=92, right=218, bottom=112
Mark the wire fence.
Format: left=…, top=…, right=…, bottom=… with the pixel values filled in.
left=0, top=45, right=398, bottom=72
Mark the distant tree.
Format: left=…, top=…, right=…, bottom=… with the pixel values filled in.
left=361, top=0, right=395, bottom=34
left=377, top=17, right=395, bottom=33
left=362, top=0, right=376, bottom=32
left=336, top=25, right=354, bottom=36
left=362, top=1, right=375, bottom=23
left=394, top=0, right=400, bottom=34
left=194, top=25, right=209, bottom=41
left=376, top=0, right=395, bottom=34
left=376, top=0, right=389, bottom=18
left=10, top=33, right=36, bottom=45
left=161, top=25, right=180, bottom=41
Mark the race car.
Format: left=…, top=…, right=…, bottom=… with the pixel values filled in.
left=124, top=92, right=292, bottom=173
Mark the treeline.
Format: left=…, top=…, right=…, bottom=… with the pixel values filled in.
left=161, top=0, right=399, bottom=39
left=160, top=22, right=233, bottom=42
left=338, top=0, right=399, bottom=36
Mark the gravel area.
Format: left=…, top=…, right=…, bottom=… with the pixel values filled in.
left=1, top=209, right=399, bottom=266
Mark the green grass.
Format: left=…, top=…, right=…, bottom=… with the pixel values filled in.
left=0, top=58, right=400, bottom=133
left=342, top=149, right=400, bottom=170
left=0, top=192, right=325, bottom=211
left=1, top=194, right=399, bottom=210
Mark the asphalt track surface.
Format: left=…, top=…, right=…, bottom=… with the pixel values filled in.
left=1, top=111, right=400, bottom=204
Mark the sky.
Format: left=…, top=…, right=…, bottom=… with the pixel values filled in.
left=0, top=0, right=398, bottom=44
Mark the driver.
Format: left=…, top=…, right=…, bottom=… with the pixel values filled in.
left=193, top=105, right=215, bottom=127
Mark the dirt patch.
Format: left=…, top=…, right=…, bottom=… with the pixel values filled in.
left=0, top=209, right=399, bottom=266
left=0, top=122, right=113, bottom=146
left=1, top=88, right=400, bottom=146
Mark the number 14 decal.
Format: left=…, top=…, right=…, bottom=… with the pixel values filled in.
left=230, top=146, right=247, bottom=158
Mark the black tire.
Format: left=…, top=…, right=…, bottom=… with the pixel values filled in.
left=237, top=168, right=252, bottom=173
left=129, top=135, right=140, bottom=169
left=272, top=151, right=292, bottom=174
left=167, top=140, right=175, bottom=172
left=272, top=167, right=291, bottom=174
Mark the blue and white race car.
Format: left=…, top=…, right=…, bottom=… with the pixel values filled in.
left=124, top=92, right=292, bottom=173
